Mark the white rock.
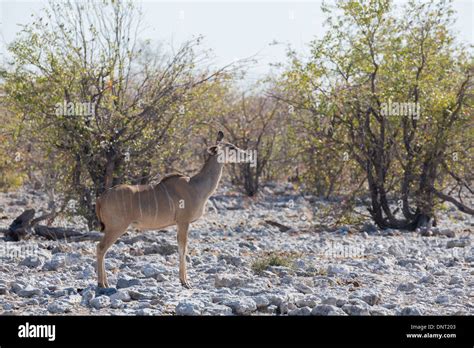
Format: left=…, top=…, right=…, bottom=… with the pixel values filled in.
left=321, top=297, right=337, bottom=306
left=327, top=265, right=350, bottom=276
left=90, top=295, right=111, bottom=310
left=47, top=301, right=70, bottom=314
left=279, top=301, right=297, bottom=315
left=435, top=295, right=449, bottom=304
left=369, top=307, right=393, bottom=316
left=397, top=282, right=416, bottom=292
left=111, top=299, right=124, bottom=309
left=63, top=295, right=82, bottom=305
left=449, top=276, right=464, bottom=285
left=288, top=306, right=312, bottom=316
left=225, top=298, right=257, bottom=315
left=295, top=295, right=318, bottom=308
left=155, top=274, right=169, bottom=282
left=20, top=256, right=43, bottom=268
left=110, top=289, right=131, bottom=302
left=294, top=283, right=313, bottom=294
left=203, top=304, right=233, bottom=315
left=388, top=245, right=402, bottom=257
left=418, top=274, right=435, bottom=284
left=312, top=304, right=345, bottom=316
left=219, top=254, right=244, bottom=267
left=266, top=294, right=285, bottom=306
left=43, top=256, right=66, bottom=271
left=251, top=295, right=270, bottom=309
left=10, top=281, right=25, bottom=294
left=215, top=274, right=247, bottom=288
left=175, top=300, right=203, bottom=315
left=142, top=264, right=159, bottom=278
left=342, top=301, right=370, bottom=316
left=128, top=290, right=151, bottom=301
left=135, top=308, right=154, bottom=316
left=3, top=303, right=14, bottom=311
left=399, top=306, right=423, bottom=316
left=81, top=289, right=95, bottom=305
left=116, top=278, right=142, bottom=289
left=349, top=291, right=381, bottom=306
left=18, top=285, right=41, bottom=298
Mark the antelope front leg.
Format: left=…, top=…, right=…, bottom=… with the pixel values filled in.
left=177, top=222, right=191, bottom=289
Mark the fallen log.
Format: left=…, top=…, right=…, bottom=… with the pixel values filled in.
left=33, top=225, right=84, bottom=240
left=3, top=208, right=102, bottom=242
left=33, top=225, right=102, bottom=241
left=5, top=209, right=35, bottom=241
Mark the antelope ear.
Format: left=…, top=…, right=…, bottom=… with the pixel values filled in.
left=216, top=130, right=224, bottom=143
left=207, top=145, right=218, bottom=155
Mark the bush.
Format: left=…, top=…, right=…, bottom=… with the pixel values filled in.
left=251, top=252, right=298, bottom=275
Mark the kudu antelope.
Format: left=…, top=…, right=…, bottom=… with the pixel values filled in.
left=95, top=131, right=248, bottom=288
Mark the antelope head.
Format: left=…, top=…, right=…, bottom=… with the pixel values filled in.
left=207, top=131, right=255, bottom=167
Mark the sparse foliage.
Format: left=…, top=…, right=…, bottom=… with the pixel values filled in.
left=276, top=0, right=473, bottom=229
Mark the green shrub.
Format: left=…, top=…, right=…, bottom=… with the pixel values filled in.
left=251, top=252, right=298, bottom=275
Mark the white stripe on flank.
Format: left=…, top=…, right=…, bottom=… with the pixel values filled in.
left=121, top=187, right=126, bottom=217
left=161, top=184, right=175, bottom=216
left=135, top=185, right=143, bottom=219
left=152, top=184, right=159, bottom=222
left=138, top=186, right=143, bottom=219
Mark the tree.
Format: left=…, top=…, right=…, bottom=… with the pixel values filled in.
left=277, top=0, right=473, bottom=229
left=2, top=0, right=229, bottom=227
left=0, top=85, right=27, bottom=191
left=215, top=84, right=282, bottom=196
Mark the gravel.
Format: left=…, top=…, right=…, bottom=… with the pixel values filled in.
left=0, top=184, right=472, bottom=316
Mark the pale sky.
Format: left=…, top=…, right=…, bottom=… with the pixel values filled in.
left=0, top=0, right=473, bottom=83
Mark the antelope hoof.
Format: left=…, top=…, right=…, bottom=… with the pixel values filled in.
left=97, top=281, right=109, bottom=288
left=181, top=280, right=192, bottom=289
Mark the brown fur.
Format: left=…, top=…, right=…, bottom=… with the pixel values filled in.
left=95, top=131, right=245, bottom=289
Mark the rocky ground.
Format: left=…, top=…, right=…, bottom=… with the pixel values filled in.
left=0, top=183, right=472, bottom=316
